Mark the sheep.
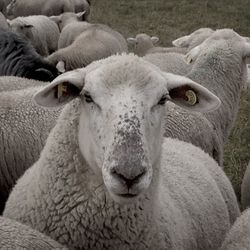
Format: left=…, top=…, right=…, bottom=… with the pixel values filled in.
left=0, top=216, right=67, bottom=249
left=4, top=54, right=240, bottom=249
left=219, top=208, right=250, bottom=250
left=172, top=27, right=214, bottom=51
left=0, top=78, right=61, bottom=213
left=49, top=11, right=88, bottom=32
left=127, top=33, right=187, bottom=56
left=241, top=161, right=250, bottom=209
left=9, top=15, right=60, bottom=56
left=0, top=12, right=9, bottom=31
left=142, top=29, right=249, bottom=167
left=0, top=29, right=58, bottom=81
left=6, top=0, right=75, bottom=17
left=47, top=24, right=128, bottom=72
left=184, top=28, right=249, bottom=148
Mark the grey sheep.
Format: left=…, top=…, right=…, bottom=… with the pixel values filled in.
left=0, top=78, right=61, bottom=213
left=172, top=27, right=214, bottom=51
left=127, top=33, right=187, bottom=56
left=219, top=208, right=250, bottom=250
left=0, top=216, right=67, bottom=249
left=47, top=23, right=128, bottom=72
left=6, top=0, right=75, bottom=17
left=4, top=54, right=239, bottom=249
left=9, top=15, right=60, bottom=56
left=241, top=161, right=250, bottom=209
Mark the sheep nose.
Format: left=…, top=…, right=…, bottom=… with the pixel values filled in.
left=111, top=169, right=146, bottom=189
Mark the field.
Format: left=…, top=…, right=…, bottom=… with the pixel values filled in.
left=90, top=0, right=250, bottom=200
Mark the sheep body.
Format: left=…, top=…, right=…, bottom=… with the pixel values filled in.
left=9, top=15, right=60, bottom=56
left=0, top=30, right=58, bottom=81
left=7, top=0, right=74, bottom=17
left=0, top=79, right=60, bottom=213
left=219, top=208, right=250, bottom=250
left=4, top=54, right=239, bottom=249
left=0, top=216, right=67, bottom=249
left=48, top=24, right=128, bottom=71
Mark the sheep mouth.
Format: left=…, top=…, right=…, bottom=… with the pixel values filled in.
left=117, top=193, right=138, bottom=198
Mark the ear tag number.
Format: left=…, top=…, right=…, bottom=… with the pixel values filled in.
left=185, top=90, right=197, bottom=105
left=57, top=83, right=68, bottom=99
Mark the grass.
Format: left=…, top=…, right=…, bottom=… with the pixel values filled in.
left=90, top=0, right=250, bottom=201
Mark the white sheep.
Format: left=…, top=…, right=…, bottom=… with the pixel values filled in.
left=172, top=27, right=214, bottom=51
left=127, top=33, right=187, bottom=56
left=6, top=0, right=75, bottom=17
left=9, top=15, right=60, bottom=56
left=49, top=11, right=89, bottom=32
left=4, top=54, right=239, bottom=249
left=185, top=29, right=249, bottom=148
left=47, top=23, right=128, bottom=72
left=0, top=77, right=61, bottom=213
left=241, top=161, right=250, bottom=209
left=49, top=12, right=91, bottom=48
left=0, top=216, right=67, bottom=249
left=219, top=208, right=250, bottom=250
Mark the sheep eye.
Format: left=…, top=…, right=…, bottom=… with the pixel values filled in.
left=157, top=94, right=168, bottom=105
left=84, top=92, right=93, bottom=103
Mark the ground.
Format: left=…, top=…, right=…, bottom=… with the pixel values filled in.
left=90, top=0, right=250, bottom=201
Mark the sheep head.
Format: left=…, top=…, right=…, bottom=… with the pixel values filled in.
left=34, top=54, right=220, bottom=204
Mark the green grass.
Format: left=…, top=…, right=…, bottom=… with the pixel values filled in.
left=90, top=0, right=250, bottom=201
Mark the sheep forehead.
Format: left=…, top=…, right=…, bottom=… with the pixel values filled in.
left=192, top=27, right=213, bottom=36
left=85, top=55, right=164, bottom=91
left=136, top=33, right=151, bottom=41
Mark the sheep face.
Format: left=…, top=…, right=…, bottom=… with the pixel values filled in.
left=34, top=55, right=221, bottom=204
left=9, top=20, right=33, bottom=38
left=78, top=62, right=167, bottom=203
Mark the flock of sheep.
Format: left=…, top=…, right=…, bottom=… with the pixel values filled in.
left=0, top=0, right=249, bottom=249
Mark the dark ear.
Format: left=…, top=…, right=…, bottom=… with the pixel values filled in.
left=163, top=73, right=221, bottom=112
left=76, top=11, right=87, bottom=21
left=33, top=69, right=86, bottom=107
left=31, top=68, right=56, bottom=82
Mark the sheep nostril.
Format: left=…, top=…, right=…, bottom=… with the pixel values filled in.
left=111, top=170, right=146, bottom=189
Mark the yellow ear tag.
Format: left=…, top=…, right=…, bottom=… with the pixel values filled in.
left=57, top=83, right=68, bottom=99
left=185, top=90, right=197, bottom=105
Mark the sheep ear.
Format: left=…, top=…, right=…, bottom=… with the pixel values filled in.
left=34, top=69, right=85, bottom=107
left=76, top=11, right=86, bottom=21
left=151, top=36, right=159, bottom=44
left=56, top=61, right=66, bottom=73
left=184, top=45, right=202, bottom=64
left=127, top=37, right=137, bottom=45
left=49, top=15, right=60, bottom=24
left=172, top=35, right=190, bottom=47
left=164, top=73, right=221, bottom=112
